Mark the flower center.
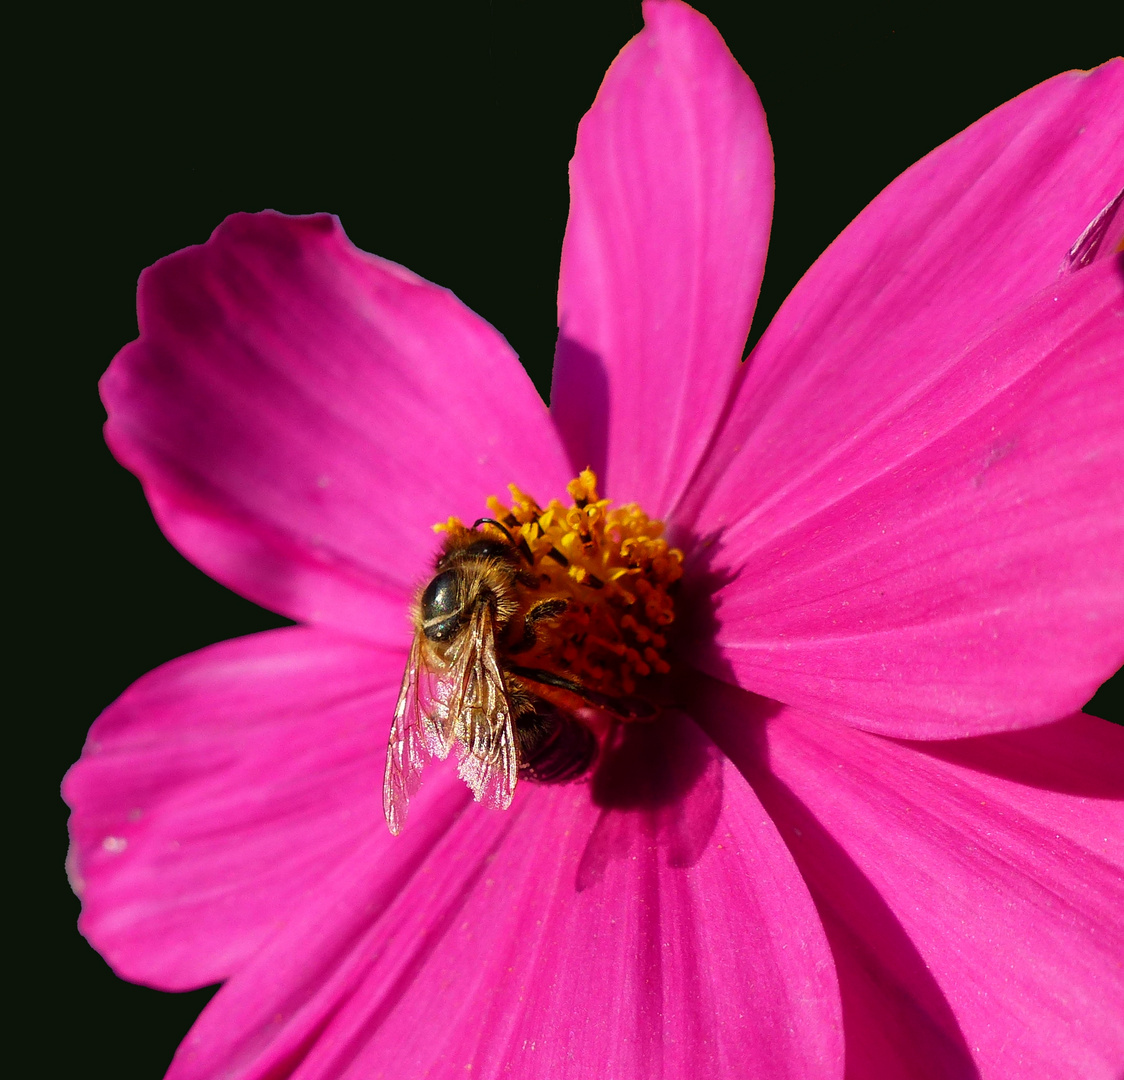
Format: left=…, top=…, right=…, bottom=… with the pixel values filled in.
left=435, top=468, right=683, bottom=701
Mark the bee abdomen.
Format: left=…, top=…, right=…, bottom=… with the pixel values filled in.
left=517, top=707, right=596, bottom=784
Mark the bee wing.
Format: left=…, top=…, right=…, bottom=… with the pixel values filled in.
left=447, top=604, right=519, bottom=811
left=383, top=633, right=457, bottom=835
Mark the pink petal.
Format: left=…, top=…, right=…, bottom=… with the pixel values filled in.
left=167, top=712, right=842, bottom=1080
left=103, top=212, right=574, bottom=642
left=700, top=681, right=1124, bottom=1080
left=551, top=0, right=772, bottom=518
left=686, top=248, right=1124, bottom=738
left=62, top=626, right=467, bottom=990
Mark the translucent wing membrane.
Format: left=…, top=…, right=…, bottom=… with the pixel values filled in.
left=383, top=635, right=455, bottom=834
left=383, top=606, right=519, bottom=833
left=450, top=606, right=519, bottom=811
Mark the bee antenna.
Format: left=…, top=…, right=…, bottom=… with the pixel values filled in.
left=472, top=517, right=516, bottom=545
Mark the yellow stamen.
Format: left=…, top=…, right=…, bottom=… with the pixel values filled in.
left=437, top=469, right=683, bottom=699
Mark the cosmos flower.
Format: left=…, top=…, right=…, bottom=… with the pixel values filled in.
left=64, top=2, right=1124, bottom=1077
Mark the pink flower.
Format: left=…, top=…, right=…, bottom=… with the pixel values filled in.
left=64, top=2, right=1124, bottom=1077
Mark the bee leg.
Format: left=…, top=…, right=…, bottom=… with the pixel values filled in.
left=570, top=686, right=658, bottom=721
left=507, top=598, right=569, bottom=655
left=527, top=597, right=569, bottom=627
left=509, top=662, right=657, bottom=721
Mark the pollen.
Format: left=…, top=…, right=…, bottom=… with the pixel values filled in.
left=437, top=469, right=683, bottom=698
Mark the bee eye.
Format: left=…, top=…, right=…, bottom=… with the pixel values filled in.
left=421, top=570, right=463, bottom=641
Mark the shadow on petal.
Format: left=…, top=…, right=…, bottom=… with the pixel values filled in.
left=902, top=711, right=1124, bottom=799
left=751, top=767, right=980, bottom=1080
left=670, top=524, right=740, bottom=680
left=551, top=335, right=609, bottom=483
left=693, top=677, right=980, bottom=1080
left=576, top=709, right=724, bottom=890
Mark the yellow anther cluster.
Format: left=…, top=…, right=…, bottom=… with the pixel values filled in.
left=442, top=469, right=683, bottom=698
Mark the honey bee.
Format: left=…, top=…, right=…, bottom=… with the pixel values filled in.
left=383, top=519, right=644, bottom=834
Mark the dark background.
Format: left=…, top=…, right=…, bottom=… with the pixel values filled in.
left=13, top=2, right=1119, bottom=1075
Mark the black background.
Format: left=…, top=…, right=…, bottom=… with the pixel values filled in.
left=13, top=2, right=1120, bottom=1076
